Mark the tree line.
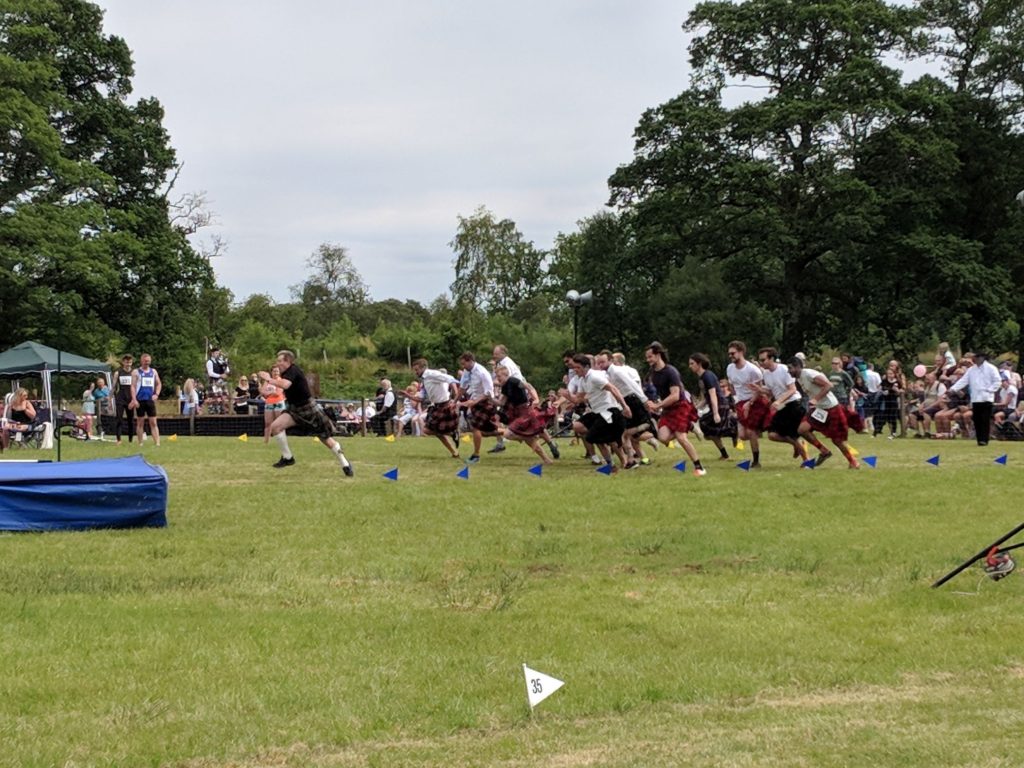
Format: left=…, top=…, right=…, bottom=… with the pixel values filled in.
left=3, top=0, right=1023, bottom=396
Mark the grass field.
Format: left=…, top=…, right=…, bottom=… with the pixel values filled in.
left=2, top=432, right=1024, bottom=767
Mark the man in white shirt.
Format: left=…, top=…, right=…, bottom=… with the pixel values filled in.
left=948, top=351, right=1002, bottom=445
left=727, top=340, right=768, bottom=468
left=458, top=352, right=502, bottom=463
left=596, top=350, right=653, bottom=468
left=788, top=357, right=859, bottom=468
left=568, top=354, right=632, bottom=470
left=756, top=347, right=808, bottom=463
left=410, top=358, right=461, bottom=458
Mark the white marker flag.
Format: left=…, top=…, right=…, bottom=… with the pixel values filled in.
left=523, top=663, right=565, bottom=709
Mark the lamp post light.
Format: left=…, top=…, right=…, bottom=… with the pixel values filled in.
left=565, top=289, right=593, bottom=352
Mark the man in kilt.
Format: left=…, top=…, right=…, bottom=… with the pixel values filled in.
left=643, top=342, right=706, bottom=476
left=457, top=352, right=503, bottom=464
left=569, top=354, right=632, bottom=471
left=727, top=340, right=770, bottom=469
left=757, top=347, right=809, bottom=464
left=788, top=356, right=859, bottom=469
left=688, top=352, right=736, bottom=461
left=595, top=350, right=654, bottom=469
left=494, top=365, right=557, bottom=465
left=259, top=350, right=353, bottom=475
left=411, top=358, right=461, bottom=459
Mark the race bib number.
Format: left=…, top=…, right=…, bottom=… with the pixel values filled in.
left=119, top=375, right=132, bottom=386
left=811, top=407, right=828, bottom=423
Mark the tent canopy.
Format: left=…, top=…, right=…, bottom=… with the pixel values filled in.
left=0, top=341, right=109, bottom=377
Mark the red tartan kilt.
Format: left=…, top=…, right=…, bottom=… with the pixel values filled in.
left=425, top=400, right=459, bottom=436
left=845, top=407, right=865, bottom=434
left=803, top=406, right=849, bottom=443
left=736, top=397, right=771, bottom=432
left=470, top=398, right=501, bottom=433
left=506, top=403, right=548, bottom=438
left=658, top=399, right=698, bottom=434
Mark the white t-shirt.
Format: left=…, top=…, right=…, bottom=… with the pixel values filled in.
left=864, top=369, right=882, bottom=394
left=727, top=361, right=763, bottom=402
left=763, top=365, right=801, bottom=405
left=798, top=368, right=839, bottom=410
left=606, top=364, right=646, bottom=401
left=496, top=355, right=524, bottom=383
left=580, top=369, right=618, bottom=415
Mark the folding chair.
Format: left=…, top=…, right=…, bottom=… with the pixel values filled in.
left=2, top=393, right=46, bottom=450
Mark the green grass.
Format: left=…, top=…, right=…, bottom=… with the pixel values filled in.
left=2, top=433, right=1024, bottom=767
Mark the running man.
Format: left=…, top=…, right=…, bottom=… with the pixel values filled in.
left=788, top=356, right=859, bottom=468
left=727, top=341, right=769, bottom=468
left=410, top=358, right=462, bottom=458
left=644, top=341, right=706, bottom=476
left=259, top=350, right=353, bottom=475
left=756, top=347, right=807, bottom=462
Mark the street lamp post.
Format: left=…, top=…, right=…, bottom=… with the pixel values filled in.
left=565, top=289, right=593, bottom=352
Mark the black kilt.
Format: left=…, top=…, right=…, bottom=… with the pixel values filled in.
left=699, top=406, right=737, bottom=439
left=624, top=394, right=654, bottom=433
left=581, top=409, right=625, bottom=445
left=767, top=400, right=805, bottom=440
left=288, top=399, right=335, bottom=440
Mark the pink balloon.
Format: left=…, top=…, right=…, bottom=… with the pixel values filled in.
left=913, top=364, right=927, bottom=378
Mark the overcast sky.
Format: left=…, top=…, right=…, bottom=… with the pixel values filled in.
left=94, top=1, right=696, bottom=306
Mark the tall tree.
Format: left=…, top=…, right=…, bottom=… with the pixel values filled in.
left=449, top=206, right=545, bottom=314
left=0, top=0, right=215, bottom=379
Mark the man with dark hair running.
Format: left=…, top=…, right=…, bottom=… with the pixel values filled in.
left=113, top=353, right=135, bottom=445
left=689, top=352, right=733, bottom=461
left=788, top=356, right=859, bottom=468
left=727, top=340, right=768, bottom=468
left=458, top=351, right=502, bottom=464
left=644, top=341, right=706, bottom=476
left=259, top=350, right=353, bottom=475
left=756, top=347, right=808, bottom=463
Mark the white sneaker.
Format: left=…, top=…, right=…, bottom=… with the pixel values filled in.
left=693, top=467, right=707, bottom=477
left=590, top=455, right=603, bottom=465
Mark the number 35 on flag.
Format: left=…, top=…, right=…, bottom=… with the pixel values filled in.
left=522, top=663, right=565, bottom=709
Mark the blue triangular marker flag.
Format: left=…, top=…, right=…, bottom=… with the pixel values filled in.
left=596, top=463, right=614, bottom=475
left=383, top=467, right=399, bottom=481
left=926, top=455, right=940, bottom=466
left=801, top=458, right=816, bottom=469
left=862, top=455, right=877, bottom=468
left=995, top=454, right=1008, bottom=465
left=528, top=464, right=543, bottom=477
left=674, top=460, right=687, bottom=472
left=456, top=466, right=469, bottom=479
left=736, top=459, right=751, bottom=471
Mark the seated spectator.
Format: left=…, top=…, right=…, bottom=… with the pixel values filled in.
left=2, top=388, right=39, bottom=450
left=997, top=402, right=1024, bottom=440
left=233, top=376, right=251, bottom=415
left=907, top=372, right=946, bottom=437
left=934, top=373, right=972, bottom=438
left=992, top=373, right=1019, bottom=429
left=393, top=383, right=423, bottom=438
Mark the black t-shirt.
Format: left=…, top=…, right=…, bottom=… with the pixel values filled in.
left=501, top=377, right=529, bottom=407
left=699, top=369, right=725, bottom=406
left=651, top=365, right=685, bottom=402
left=281, top=363, right=311, bottom=406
